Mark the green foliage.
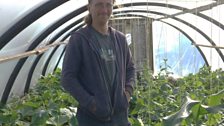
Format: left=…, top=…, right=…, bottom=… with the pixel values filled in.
left=0, top=68, right=78, bottom=126
left=128, top=64, right=224, bottom=126
left=0, top=66, right=224, bottom=126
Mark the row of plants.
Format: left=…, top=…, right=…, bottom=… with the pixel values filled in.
left=129, top=64, right=224, bottom=125
left=0, top=69, right=78, bottom=126
left=0, top=65, right=223, bottom=125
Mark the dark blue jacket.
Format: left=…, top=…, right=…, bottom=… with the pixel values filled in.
left=61, top=26, right=135, bottom=125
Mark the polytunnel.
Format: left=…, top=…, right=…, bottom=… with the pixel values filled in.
left=0, top=0, right=224, bottom=125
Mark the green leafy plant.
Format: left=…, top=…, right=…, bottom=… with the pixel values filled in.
left=0, top=65, right=223, bottom=126
left=0, top=68, right=78, bottom=126
left=129, top=63, right=224, bottom=126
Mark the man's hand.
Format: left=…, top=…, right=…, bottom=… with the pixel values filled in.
left=90, top=99, right=96, bottom=113
left=125, top=91, right=131, bottom=102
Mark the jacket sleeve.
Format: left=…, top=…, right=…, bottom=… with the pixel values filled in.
left=124, top=38, right=135, bottom=96
left=61, top=33, right=93, bottom=108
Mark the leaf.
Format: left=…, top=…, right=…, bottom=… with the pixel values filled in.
left=207, top=90, right=224, bottom=106
left=23, top=102, right=39, bottom=108
left=160, top=83, right=172, bottom=91
left=191, top=104, right=208, bottom=121
left=60, top=108, right=72, bottom=117
left=128, top=117, right=143, bottom=126
left=30, top=110, right=49, bottom=126
left=15, top=120, right=30, bottom=126
left=0, top=112, right=18, bottom=124
left=18, top=106, right=35, bottom=117
left=48, top=101, right=59, bottom=110
left=68, top=107, right=77, bottom=113
left=46, top=115, right=69, bottom=125
left=201, top=104, right=224, bottom=113
left=163, top=96, right=200, bottom=126
left=69, top=114, right=78, bottom=126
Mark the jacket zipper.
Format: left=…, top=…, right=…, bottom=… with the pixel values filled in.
left=110, top=32, right=122, bottom=112
left=88, top=40, right=114, bottom=118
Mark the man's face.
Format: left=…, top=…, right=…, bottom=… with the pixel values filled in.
left=89, top=0, right=113, bottom=24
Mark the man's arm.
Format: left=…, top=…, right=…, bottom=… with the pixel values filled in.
left=61, top=34, right=94, bottom=108
left=125, top=45, right=135, bottom=102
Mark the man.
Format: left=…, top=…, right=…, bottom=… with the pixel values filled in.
left=61, top=0, right=135, bottom=125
